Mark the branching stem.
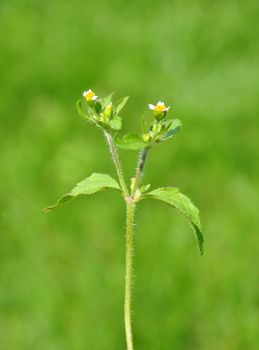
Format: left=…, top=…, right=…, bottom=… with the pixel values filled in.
left=104, top=132, right=150, bottom=350
left=104, top=130, right=129, bottom=197
left=132, top=148, right=149, bottom=197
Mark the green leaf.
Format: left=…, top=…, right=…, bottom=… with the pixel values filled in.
left=110, top=116, right=122, bottom=130
left=143, top=187, right=204, bottom=255
left=141, top=114, right=148, bottom=133
left=44, top=173, right=121, bottom=213
left=114, top=96, right=129, bottom=114
left=76, top=100, right=90, bottom=120
left=140, top=183, right=150, bottom=193
left=101, top=92, right=115, bottom=108
left=76, top=100, right=93, bottom=123
left=162, top=119, right=182, bottom=140
left=94, top=101, right=102, bottom=114
left=115, top=133, right=148, bottom=150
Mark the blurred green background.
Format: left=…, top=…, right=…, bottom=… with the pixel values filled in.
left=1, top=0, right=259, bottom=349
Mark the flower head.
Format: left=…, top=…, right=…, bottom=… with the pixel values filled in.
left=83, top=89, right=98, bottom=105
left=148, top=101, right=170, bottom=121
left=148, top=101, right=170, bottom=113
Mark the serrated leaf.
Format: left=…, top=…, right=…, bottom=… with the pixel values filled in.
left=110, top=116, right=122, bottom=130
left=163, top=119, right=182, bottom=140
left=114, top=96, right=129, bottom=114
left=44, top=173, right=120, bottom=213
left=115, top=133, right=148, bottom=150
left=143, top=187, right=204, bottom=255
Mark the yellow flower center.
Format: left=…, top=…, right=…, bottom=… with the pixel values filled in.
left=155, top=103, right=166, bottom=113
left=86, top=91, right=96, bottom=100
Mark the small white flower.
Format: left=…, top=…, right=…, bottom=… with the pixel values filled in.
left=148, top=101, right=170, bottom=113
left=83, top=89, right=98, bottom=101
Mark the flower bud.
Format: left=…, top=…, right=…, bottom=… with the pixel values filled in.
left=103, top=103, right=113, bottom=120
left=142, top=133, right=151, bottom=143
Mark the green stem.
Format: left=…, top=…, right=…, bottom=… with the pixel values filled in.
left=125, top=200, right=135, bottom=350
left=104, top=130, right=129, bottom=197
left=132, top=148, right=149, bottom=197
left=124, top=148, right=149, bottom=350
left=104, top=132, right=146, bottom=350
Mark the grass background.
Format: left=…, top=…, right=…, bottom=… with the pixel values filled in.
left=1, top=0, right=259, bottom=349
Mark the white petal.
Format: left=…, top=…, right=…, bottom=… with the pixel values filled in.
left=93, top=95, right=98, bottom=101
left=165, top=106, right=170, bottom=111
left=148, top=104, right=155, bottom=110
left=83, top=91, right=87, bottom=97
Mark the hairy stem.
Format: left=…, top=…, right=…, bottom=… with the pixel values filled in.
left=132, top=148, right=149, bottom=196
left=125, top=200, right=135, bottom=350
left=104, top=130, right=129, bottom=197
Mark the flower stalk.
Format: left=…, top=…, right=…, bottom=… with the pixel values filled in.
left=104, top=130, right=129, bottom=198
left=131, top=148, right=149, bottom=197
